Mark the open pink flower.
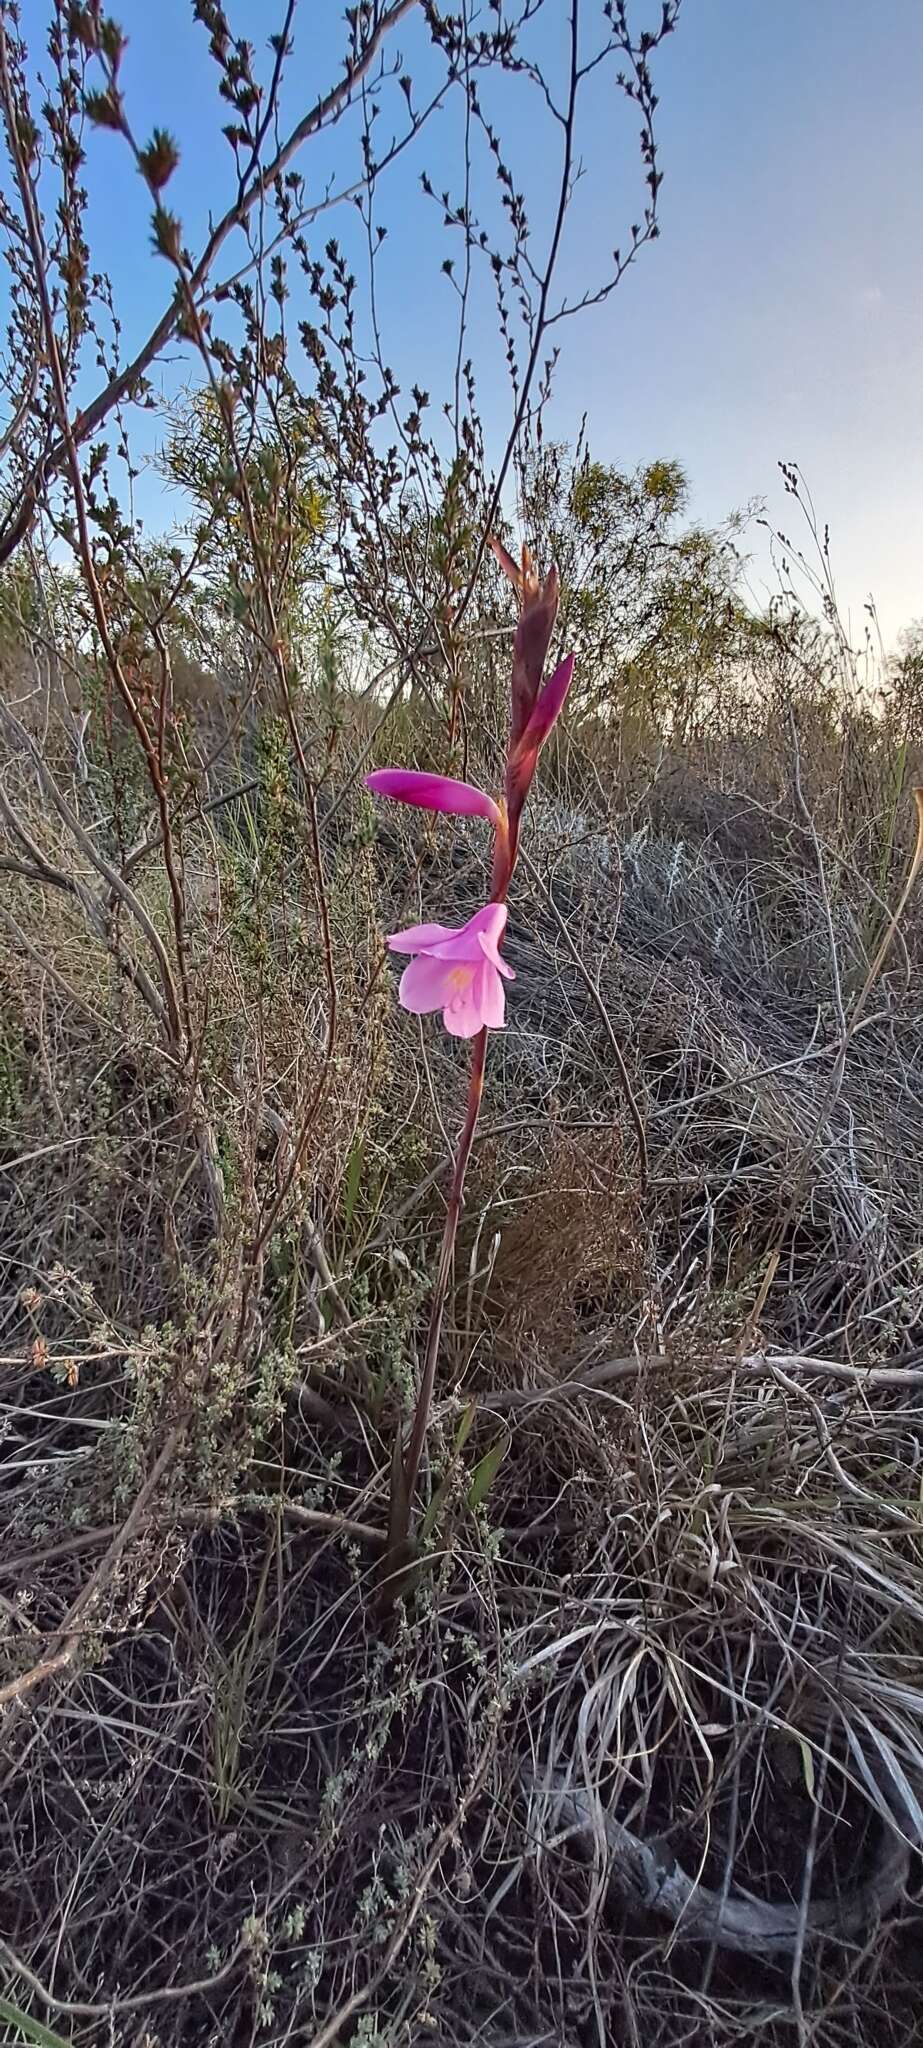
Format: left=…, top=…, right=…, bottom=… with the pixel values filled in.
left=387, top=902, right=514, bottom=1038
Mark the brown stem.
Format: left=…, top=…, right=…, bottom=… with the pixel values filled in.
left=402, top=1024, right=487, bottom=1504
left=164, top=278, right=339, bottom=1349
left=454, top=2, right=581, bottom=632
left=0, top=25, right=187, bottom=1054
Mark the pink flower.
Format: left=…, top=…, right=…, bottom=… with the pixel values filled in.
left=387, top=902, right=514, bottom=1038
left=365, top=768, right=501, bottom=829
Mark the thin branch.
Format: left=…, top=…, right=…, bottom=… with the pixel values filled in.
left=0, top=0, right=421, bottom=565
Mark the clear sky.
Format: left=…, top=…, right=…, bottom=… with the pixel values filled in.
left=32, top=0, right=923, bottom=650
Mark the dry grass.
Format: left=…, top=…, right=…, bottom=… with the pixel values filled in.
left=1, top=693, right=922, bottom=2047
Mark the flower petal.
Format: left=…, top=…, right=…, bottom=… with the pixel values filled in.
left=387, top=920, right=460, bottom=955
left=365, top=768, right=501, bottom=827
left=475, top=958, right=506, bottom=1029
left=469, top=902, right=513, bottom=975
left=442, top=972, right=488, bottom=1037
left=478, top=932, right=514, bottom=980
left=397, top=953, right=460, bottom=1014
left=425, top=902, right=509, bottom=964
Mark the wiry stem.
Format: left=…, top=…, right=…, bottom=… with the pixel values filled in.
left=402, top=1026, right=487, bottom=1505
left=399, top=792, right=517, bottom=1525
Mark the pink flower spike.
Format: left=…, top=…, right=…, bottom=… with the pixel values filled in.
left=365, top=768, right=501, bottom=829
left=524, top=651, right=575, bottom=749
left=387, top=902, right=515, bottom=1039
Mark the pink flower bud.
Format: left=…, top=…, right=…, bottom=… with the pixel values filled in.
left=365, top=768, right=501, bottom=829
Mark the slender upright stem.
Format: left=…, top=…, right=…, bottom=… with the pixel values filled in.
left=402, top=799, right=516, bottom=1506
left=403, top=1025, right=487, bottom=1501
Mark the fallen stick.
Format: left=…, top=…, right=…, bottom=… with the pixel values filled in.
left=528, top=1773, right=912, bottom=1955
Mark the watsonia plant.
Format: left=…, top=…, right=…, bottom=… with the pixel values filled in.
left=366, top=540, right=574, bottom=1595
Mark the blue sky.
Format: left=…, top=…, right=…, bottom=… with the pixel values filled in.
left=32, top=0, right=923, bottom=648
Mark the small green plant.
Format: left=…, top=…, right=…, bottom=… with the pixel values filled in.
left=0, top=2000, right=71, bottom=2048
